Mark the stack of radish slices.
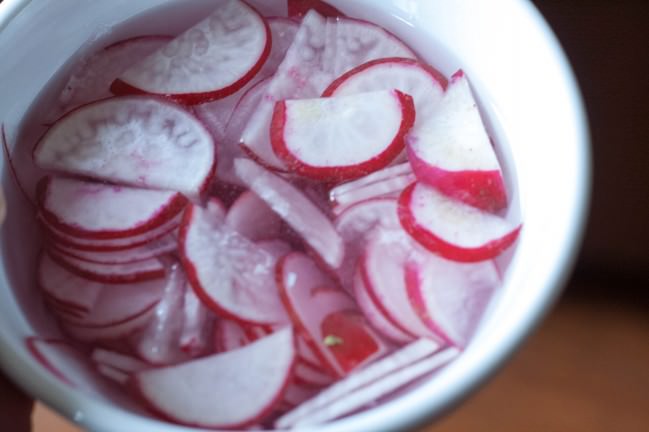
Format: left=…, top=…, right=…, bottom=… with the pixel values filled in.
left=23, top=0, right=522, bottom=429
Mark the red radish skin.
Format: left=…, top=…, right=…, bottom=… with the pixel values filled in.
left=271, top=90, right=415, bottom=181
left=288, top=0, right=345, bottom=18
left=133, top=328, right=296, bottom=429
left=111, top=1, right=271, bottom=105
left=179, top=204, right=290, bottom=325
left=398, top=182, right=522, bottom=262
left=407, top=70, right=507, bottom=212
left=57, top=35, right=171, bottom=115
left=33, top=96, right=216, bottom=200
left=47, top=251, right=166, bottom=285
left=42, top=214, right=180, bottom=252
left=38, top=253, right=101, bottom=312
left=213, top=319, right=251, bottom=353
left=275, top=338, right=441, bottom=428
left=234, top=158, right=344, bottom=268
left=37, top=176, right=187, bottom=240
left=25, top=338, right=79, bottom=386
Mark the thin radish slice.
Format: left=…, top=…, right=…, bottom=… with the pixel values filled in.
left=43, top=214, right=180, bottom=252
left=180, top=204, right=290, bottom=325
left=285, top=347, right=459, bottom=427
left=61, top=304, right=156, bottom=342
left=38, top=253, right=100, bottom=313
left=111, top=0, right=271, bottom=104
left=47, top=251, right=166, bottom=284
left=288, top=0, right=344, bottom=18
left=33, top=96, right=216, bottom=200
left=271, top=90, right=414, bottom=181
left=353, top=271, right=413, bottom=344
left=329, top=162, right=412, bottom=200
left=398, top=182, right=522, bottom=262
left=407, top=71, right=507, bottom=212
left=332, top=172, right=415, bottom=216
left=91, top=349, right=149, bottom=374
left=323, top=57, right=447, bottom=123
left=277, top=252, right=388, bottom=377
left=275, top=337, right=441, bottom=428
left=334, top=197, right=400, bottom=289
left=37, top=176, right=187, bottom=239
left=57, top=277, right=165, bottom=328
left=261, top=18, right=300, bottom=78
left=295, top=361, right=334, bottom=387
left=241, top=10, right=416, bottom=171
left=361, top=226, right=439, bottom=339
left=57, top=36, right=172, bottom=114
left=297, top=335, right=324, bottom=369
left=50, top=232, right=177, bottom=264
left=133, top=327, right=296, bottom=429
left=225, top=190, right=283, bottom=241
left=283, top=383, right=320, bottom=407
left=133, top=265, right=187, bottom=365
left=405, top=256, right=500, bottom=347
left=97, top=364, right=130, bottom=385
left=213, top=319, right=251, bottom=353
left=234, top=158, right=344, bottom=268
left=179, top=287, right=211, bottom=356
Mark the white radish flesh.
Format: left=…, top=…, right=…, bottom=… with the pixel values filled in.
left=38, top=253, right=101, bottom=313
left=225, top=189, right=283, bottom=241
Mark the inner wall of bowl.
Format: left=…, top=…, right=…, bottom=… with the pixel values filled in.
left=0, top=0, right=585, bottom=431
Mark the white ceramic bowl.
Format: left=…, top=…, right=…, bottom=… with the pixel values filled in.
left=0, top=0, right=590, bottom=431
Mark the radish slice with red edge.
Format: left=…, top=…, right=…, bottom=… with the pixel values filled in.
left=91, top=349, right=148, bottom=374
left=275, top=337, right=441, bottom=428
left=33, top=96, right=216, bottom=200
left=179, top=203, right=290, bottom=325
left=353, top=270, right=413, bottom=344
left=213, top=319, right=251, bottom=353
left=179, top=287, right=211, bottom=356
left=407, top=70, right=507, bottom=212
left=322, top=57, right=447, bottom=123
left=234, top=158, right=344, bottom=268
left=284, top=347, right=459, bottom=427
left=398, top=182, right=522, bottom=262
left=334, top=197, right=400, bottom=289
left=133, top=327, right=296, bottom=429
left=61, top=304, right=156, bottom=343
left=361, top=226, right=439, bottom=340
left=58, top=35, right=171, bottom=114
left=288, top=0, right=344, bottom=18
left=38, top=253, right=100, bottom=313
left=240, top=10, right=417, bottom=171
left=111, top=0, right=271, bottom=105
left=37, top=176, right=186, bottom=239
left=283, top=382, right=320, bottom=407
left=330, top=162, right=411, bottom=200
left=277, top=252, right=388, bottom=377
left=295, top=360, right=334, bottom=388
left=271, top=89, right=415, bottom=181
left=47, top=251, right=166, bottom=285
left=405, top=256, right=500, bottom=347
left=225, top=190, right=283, bottom=241
left=43, top=214, right=180, bottom=252
left=50, top=232, right=177, bottom=264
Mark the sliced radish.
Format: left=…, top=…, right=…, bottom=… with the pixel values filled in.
left=225, top=189, right=283, bottom=241
left=240, top=10, right=416, bottom=171
left=407, top=71, right=507, bottom=212
left=47, top=251, right=166, bottom=284
left=234, top=158, right=344, bottom=268
left=37, top=176, right=186, bottom=239
left=283, top=347, right=459, bottom=427
left=329, top=162, right=411, bottom=200
left=334, top=197, right=400, bottom=289
left=38, top=253, right=100, bottom=313
left=398, top=182, right=522, bottom=262
left=133, top=265, right=187, bottom=365
left=323, top=57, right=447, bottom=123
left=133, top=327, right=296, bottom=429
left=353, top=270, right=413, bottom=344
left=58, top=36, right=171, bottom=114
left=61, top=304, right=156, bottom=342
left=288, top=0, right=344, bottom=18
left=277, top=252, right=388, bottom=377
left=271, top=89, right=414, bottom=181
left=262, top=18, right=300, bottom=77
left=33, top=96, right=216, bottom=200
left=361, top=226, right=439, bottom=339
left=50, top=232, right=177, bottom=264
left=213, top=319, right=251, bottom=353
left=43, top=214, right=180, bottom=252
left=111, top=0, right=270, bottom=104
left=91, top=349, right=149, bottom=374
left=275, top=337, right=441, bottom=428
left=296, top=334, right=324, bottom=369
left=179, top=287, right=211, bottom=356
left=405, top=256, right=500, bottom=347
left=295, top=361, right=334, bottom=387
left=283, top=382, right=320, bottom=407
left=179, top=204, right=289, bottom=325
left=96, top=364, right=130, bottom=385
